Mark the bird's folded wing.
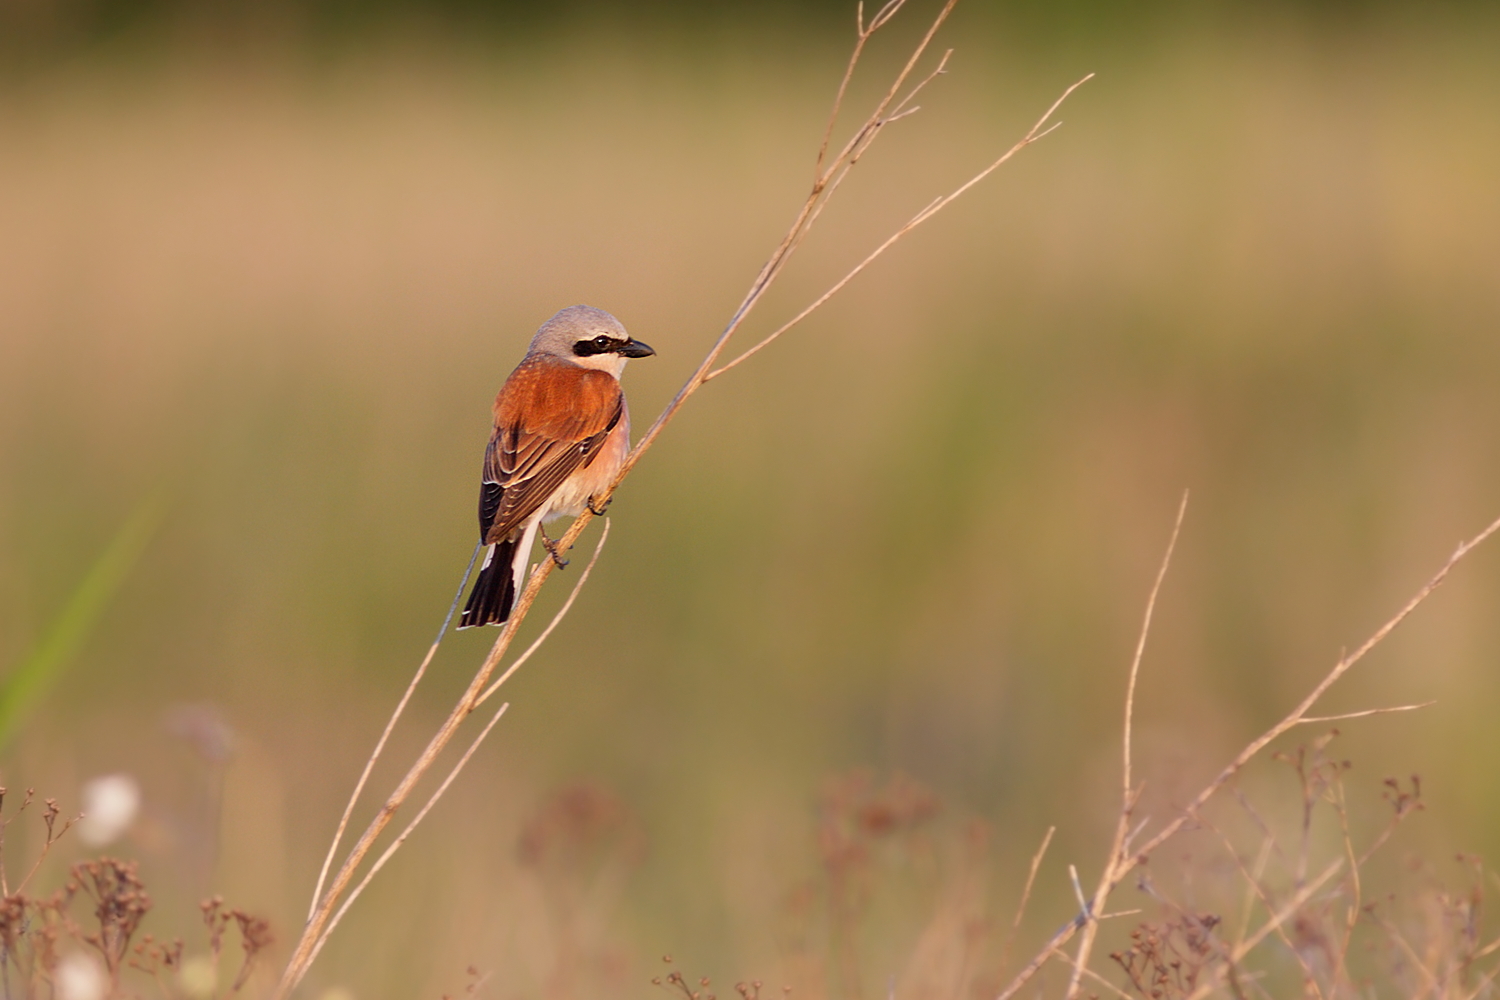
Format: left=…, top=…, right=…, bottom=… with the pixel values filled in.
left=479, top=364, right=623, bottom=541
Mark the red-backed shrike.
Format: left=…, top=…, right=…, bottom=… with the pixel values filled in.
left=458, top=305, right=655, bottom=628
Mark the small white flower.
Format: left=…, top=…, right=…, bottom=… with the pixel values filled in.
left=78, top=774, right=141, bottom=847
left=55, top=952, right=107, bottom=1000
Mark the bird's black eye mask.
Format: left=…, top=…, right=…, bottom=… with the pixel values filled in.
left=573, top=334, right=627, bottom=357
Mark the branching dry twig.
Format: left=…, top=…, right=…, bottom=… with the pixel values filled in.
left=705, top=70, right=1092, bottom=383
left=16, top=798, right=78, bottom=896
left=997, top=512, right=1500, bottom=1000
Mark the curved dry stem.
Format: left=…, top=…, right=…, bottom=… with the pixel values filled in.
left=597, top=2, right=984, bottom=488
left=279, top=518, right=608, bottom=995
left=1063, top=490, right=1188, bottom=999
left=15, top=813, right=79, bottom=896
left=1123, top=491, right=1188, bottom=799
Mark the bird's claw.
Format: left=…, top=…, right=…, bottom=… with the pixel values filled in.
left=538, top=528, right=570, bottom=569
left=586, top=494, right=613, bottom=517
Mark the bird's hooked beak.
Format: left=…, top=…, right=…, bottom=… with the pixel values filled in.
left=620, top=338, right=656, bottom=358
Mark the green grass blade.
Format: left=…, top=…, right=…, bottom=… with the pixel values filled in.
left=0, top=490, right=168, bottom=751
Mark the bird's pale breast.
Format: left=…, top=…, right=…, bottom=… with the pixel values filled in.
left=541, top=404, right=630, bottom=522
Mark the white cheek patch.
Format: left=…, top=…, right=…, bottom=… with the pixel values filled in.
left=570, top=353, right=628, bottom=376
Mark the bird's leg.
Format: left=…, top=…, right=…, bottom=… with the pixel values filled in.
left=586, top=493, right=613, bottom=517
left=537, top=524, right=570, bottom=569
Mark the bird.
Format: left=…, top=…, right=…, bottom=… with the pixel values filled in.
left=457, top=305, right=655, bottom=629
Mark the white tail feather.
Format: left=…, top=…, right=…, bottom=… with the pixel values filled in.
left=509, top=518, right=542, bottom=614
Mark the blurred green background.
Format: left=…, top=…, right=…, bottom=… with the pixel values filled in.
left=3, top=0, right=1500, bottom=996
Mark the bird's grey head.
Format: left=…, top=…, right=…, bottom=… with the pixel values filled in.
left=528, top=305, right=656, bottom=376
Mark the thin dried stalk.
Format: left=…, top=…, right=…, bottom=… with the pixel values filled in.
left=1298, top=701, right=1435, bottom=724
left=307, top=543, right=482, bottom=919
left=998, top=826, right=1055, bottom=977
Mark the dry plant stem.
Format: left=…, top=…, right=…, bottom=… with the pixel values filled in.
left=540, top=35, right=1090, bottom=614
left=15, top=814, right=78, bottom=895
left=307, top=541, right=483, bottom=920
left=817, top=0, right=905, bottom=176
left=1330, top=782, right=1361, bottom=994
left=766, top=43, right=956, bottom=312
left=1298, top=701, right=1434, bottom=724
left=1231, top=788, right=1291, bottom=874
left=997, top=510, right=1500, bottom=1000
left=1133, top=513, right=1500, bottom=863
left=1124, top=493, right=1188, bottom=803
left=280, top=4, right=1092, bottom=994
left=1056, top=952, right=1136, bottom=1000
left=474, top=519, right=611, bottom=710
left=301, top=701, right=512, bottom=975
left=998, top=826, right=1055, bottom=976
left=1179, top=860, right=1345, bottom=1000
left=1473, top=928, right=1500, bottom=964
left=1063, top=492, right=1188, bottom=1000
left=1232, top=837, right=1275, bottom=950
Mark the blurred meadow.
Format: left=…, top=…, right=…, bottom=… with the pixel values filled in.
left=3, top=0, right=1500, bottom=996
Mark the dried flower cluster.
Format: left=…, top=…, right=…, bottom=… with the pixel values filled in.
left=0, top=788, right=271, bottom=1000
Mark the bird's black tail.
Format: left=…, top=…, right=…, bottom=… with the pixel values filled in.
left=458, top=538, right=516, bottom=628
